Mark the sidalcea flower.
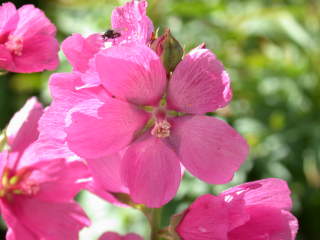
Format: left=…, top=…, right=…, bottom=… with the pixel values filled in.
left=0, top=97, right=90, bottom=240
left=174, top=178, right=298, bottom=240
left=46, top=41, right=248, bottom=208
left=99, top=232, right=143, bottom=240
left=61, top=0, right=153, bottom=84
left=0, top=2, right=59, bottom=73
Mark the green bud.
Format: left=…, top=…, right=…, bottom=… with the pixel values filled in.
left=151, top=29, right=184, bottom=73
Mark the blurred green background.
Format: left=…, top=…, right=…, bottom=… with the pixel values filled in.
left=1, top=0, right=320, bottom=239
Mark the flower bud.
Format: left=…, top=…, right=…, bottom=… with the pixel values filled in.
left=151, top=29, right=183, bottom=73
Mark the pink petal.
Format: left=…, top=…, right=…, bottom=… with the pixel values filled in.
left=111, top=0, right=153, bottom=45
left=0, top=2, right=18, bottom=36
left=66, top=97, right=149, bottom=159
left=86, top=153, right=128, bottom=193
left=167, top=47, right=232, bottom=114
left=0, top=201, right=38, bottom=240
left=221, top=178, right=293, bottom=210
left=86, top=178, right=126, bottom=206
left=99, top=232, right=143, bottom=240
left=219, top=191, right=250, bottom=231
left=96, top=43, right=166, bottom=106
left=27, top=159, right=90, bottom=202
left=62, top=33, right=103, bottom=72
left=37, top=73, right=106, bottom=160
left=229, top=206, right=297, bottom=240
left=6, top=197, right=89, bottom=240
left=6, top=227, right=37, bottom=240
left=6, top=97, right=43, bottom=153
left=0, top=44, right=13, bottom=70
left=0, top=150, right=19, bottom=173
left=169, top=115, right=248, bottom=184
left=99, top=232, right=122, bottom=240
left=14, top=4, right=56, bottom=39
left=124, top=233, right=144, bottom=240
left=121, top=134, right=181, bottom=208
left=283, top=210, right=299, bottom=239
left=11, top=33, right=59, bottom=72
left=0, top=152, right=6, bottom=178
left=176, top=194, right=229, bottom=240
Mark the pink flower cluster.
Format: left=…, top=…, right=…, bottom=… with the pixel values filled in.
left=0, top=0, right=299, bottom=239
left=43, top=0, right=249, bottom=209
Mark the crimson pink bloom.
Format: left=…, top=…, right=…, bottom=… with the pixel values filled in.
left=61, top=0, right=153, bottom=84
left=46, top=42, right=248, bottom=207
left=175, top=178, right=298, bottom=240
left=0, top=2, right=59, bottom=73
left=99, top=232, right=143, bottom=240
left=0, top=97, right=90, bottom=240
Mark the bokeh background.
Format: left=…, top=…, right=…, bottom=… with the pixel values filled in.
left=1, top=0, right=320, bottom=239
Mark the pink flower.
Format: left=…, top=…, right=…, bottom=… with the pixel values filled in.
left=46, top=42, right=248, bottom=207
left=99, top=232, right=143, bottom=240
left=175, top=178, right=298, bottom=240
left=0, top=2, right=59, bottom=73
left=0, top=98, right=90, bottom=240
left=61, top=0, right=153, bottom=84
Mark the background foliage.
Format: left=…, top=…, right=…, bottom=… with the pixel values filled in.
left=1, top=0, right=319, bottom=239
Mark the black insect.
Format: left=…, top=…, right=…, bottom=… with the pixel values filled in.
left=102, top=29, right=121, bottom=40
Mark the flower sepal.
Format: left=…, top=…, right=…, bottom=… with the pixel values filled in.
left=112, top=192, right=146, bottom=211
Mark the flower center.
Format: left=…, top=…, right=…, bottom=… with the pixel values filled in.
left=150, top=108, right=171, bottom=138
left=5, top=35, right=23, bottom=56
left=151, top=119, right=171, bottom=138
left=0, top=167, right=39, bottom=201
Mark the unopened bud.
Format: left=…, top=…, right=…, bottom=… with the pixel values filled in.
left=151, top=29, right=183, bottom=73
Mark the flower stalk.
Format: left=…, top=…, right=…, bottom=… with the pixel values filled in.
left=144, top=208, right=162, bottom=240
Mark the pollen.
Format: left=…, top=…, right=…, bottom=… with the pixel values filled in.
left=151, top=119, right=171, bottom=138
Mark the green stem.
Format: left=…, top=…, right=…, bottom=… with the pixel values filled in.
left=145, top=208, right=162, bottom=240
